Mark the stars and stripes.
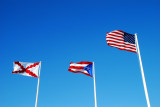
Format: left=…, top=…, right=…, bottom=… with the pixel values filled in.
left=12, top=61, right=40, bottom=77
left=106, top=30, right=137, bottom=53
left=68, top=61, right=93, bottom=77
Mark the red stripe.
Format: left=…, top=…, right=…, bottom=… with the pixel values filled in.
left=108, top=44, right=137, bottom=53
left=115, top=30, right=125, bottom=33
left=107, top=30, right=124, bottom=34
left=117, top=47, right=137, bottom=53
left=109, top=31, right=124, bottom=35
left=107, top=40, right=136, bottom=48
left=108, top=42, right=136, bottom=49
left=69, top=66, right=84, bottom=69
left=107, top=43, right=137, bottom=50
left=124, top=42, right=136, bottom=48
left=107, top=34, right=123, bottom=38
left=106, top=38, right=124, bottom=43
left=108, top=30, right=124, bottom=34
left=68, top=69, right=92, bottom=77
left=106, top=37, right=124, bottom=42
left=70, top=61, right=92, bottom=65
left=106, top=40, right=123, bottom=44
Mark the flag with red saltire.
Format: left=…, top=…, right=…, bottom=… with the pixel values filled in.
left=68, top=61, right=93, bottom=77
left=106, top=30, right=137, bottom=53
left=12, top=61, right=40, bottom=77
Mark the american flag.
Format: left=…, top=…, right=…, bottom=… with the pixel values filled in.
left=68, top=61, right=93, bottom=77
left=106, top=30, right=137, bottom=53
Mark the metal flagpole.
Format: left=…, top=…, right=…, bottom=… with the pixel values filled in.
left=92, top=62, right=97, bottom=107
left=135, top=34, right=151, bottom=107
left=35, top=61, right=41, bottom=107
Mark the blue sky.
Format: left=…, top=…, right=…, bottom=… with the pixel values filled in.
left=0, top=0, right=160, bottom=107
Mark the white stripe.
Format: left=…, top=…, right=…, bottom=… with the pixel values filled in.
left=111, top=45, right=137, bottom=52
left=108, top=33, right=123, bottom=37
left=109, top=30, right=124, bottom=34
left=109, top=44, right=137, bottom=51
left=107, top=41, right=136, bottom=48
left=70, top=63, right=89, bottom=67
left=114, top=30, right=124, bottom=34
left=106, top=38, right=124, bottom=42
left=109, top=44, right=137, bottom=50
left=107, top=35, right=124, bottom=40
left=70, top=68, right=88, bottom=74
left=106, top=38, right=136, bottom=47
left=124, top=42, right=136, bottom=47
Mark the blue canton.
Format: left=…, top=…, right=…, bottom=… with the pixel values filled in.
left=83, top=63, right=93, bottom=76
left=124, top=32, right=135, bottom=44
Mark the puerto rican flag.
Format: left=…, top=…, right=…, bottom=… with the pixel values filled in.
left=68, top=61, right=93, bottom=77
left=12, top=61, right=40, bottom=77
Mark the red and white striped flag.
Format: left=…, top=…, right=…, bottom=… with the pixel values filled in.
left=68, top=61, right=93, bottom=77
left=106, top=30, right=137, bottom=53
left=12, top=61, right=40, bottom=77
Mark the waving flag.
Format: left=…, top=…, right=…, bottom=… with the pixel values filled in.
left=106, top=30, right=137, bottom=53
left=68, top=61, right=93, bottom=77
left=12, top=61, right=40, bottom=77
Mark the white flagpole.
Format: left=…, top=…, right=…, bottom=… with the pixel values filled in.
left=92, top=62, right=97, bottom=107
left=35, top=61, right=41, bottom=107
left=135, top=34, right=151, bottom=107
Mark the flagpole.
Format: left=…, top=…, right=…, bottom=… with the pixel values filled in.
left=35, top=61, right=41, bottom=107
left=92, top=62, right=97, bottom=107
left=135, top=34, right=151, bottom=107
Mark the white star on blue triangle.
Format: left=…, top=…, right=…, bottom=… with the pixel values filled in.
left=83, top=63, right=93, bottom=76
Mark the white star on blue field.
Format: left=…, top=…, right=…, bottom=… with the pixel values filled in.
left=0, top=0, right=160, bottom=107
left=84, top=63, right=93, bottom=76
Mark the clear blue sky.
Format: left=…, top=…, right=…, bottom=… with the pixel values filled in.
left=0, top=0, right=160, bottom=107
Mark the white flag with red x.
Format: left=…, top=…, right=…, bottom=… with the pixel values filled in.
left=12, top=61, right=40, bottom=77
